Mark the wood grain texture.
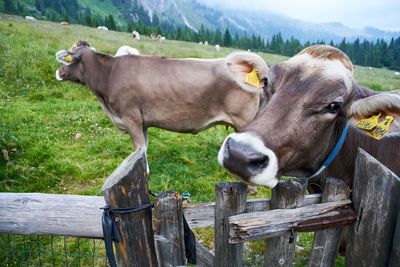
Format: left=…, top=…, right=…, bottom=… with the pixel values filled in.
left=102, top=148, right=158, bottom=267
left=229, top=199, right=352, bottom=244
left=309, top=177, right=350, bottom=267
left=263, top=178, right=307, bottom=267
left=345, top=149, right=400, bottom=267
left=389, top=208, right=400, bottom=267
left=0, top=193, right=104, bottom=238
left=182, top=194, right=321, bottom=229
left=215, top=182, right=247, bottom=267
left=153, top=191, right=186, bottom=267
left=0, top=192, right=321, bottom=238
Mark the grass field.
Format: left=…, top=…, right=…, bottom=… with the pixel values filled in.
left=1, top=13, right=399, bottom=266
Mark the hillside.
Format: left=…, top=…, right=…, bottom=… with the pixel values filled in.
left=2, top=0, right=400, bottom=44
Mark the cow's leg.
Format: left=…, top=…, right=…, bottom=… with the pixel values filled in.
left=124, top=117, right=147, bottom=150
left=143, top=128, right=149, bottom=148
left=127, top=124, right=150, bottom=174
left=143, top=128, right=150, bottom=174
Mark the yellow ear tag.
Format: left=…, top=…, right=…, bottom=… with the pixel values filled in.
left=366, top=116, right=393, bottom=140
left=245, top=68, right=260, bottom=87
left=354, top=112, right=381, bottom=130
left=65, top=55, right=72, bottom=62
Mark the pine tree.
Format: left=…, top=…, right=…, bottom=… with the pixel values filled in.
left=4, top=0, right=16, bottom=13
left=233, top=32, right=240, bottom=48
left=127, top=23, right=133, bottom=33
left=156, top=25, right=162, bottom=35
left=198, top=25, right=206, bottom=42
left=183, top=26, right=191, bottom=41
left=223, top=28, right=232, bottom=47
left=85, top=13, right=93, bottom=27
left=106, top=14, right=116, bottom=30
left=62, top=12, right=70, bottom=23
left=176, top=27, right=183, bottom=40
left=214, top=28, right=222, bottom=45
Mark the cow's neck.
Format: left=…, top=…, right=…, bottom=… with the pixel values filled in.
left=82, top=53, right=112, bottom=99
left=325, top=122, right=400, bottom=188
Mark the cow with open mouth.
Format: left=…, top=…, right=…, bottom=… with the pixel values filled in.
left=219, top=45, right=400, bottom=190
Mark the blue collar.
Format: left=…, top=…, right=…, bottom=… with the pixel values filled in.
left=307, top=123, right=349, bottom=179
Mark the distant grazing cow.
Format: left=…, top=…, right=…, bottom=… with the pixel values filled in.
left=132, top=30, right=140, bottom=40
left=219, top=45, right=400, bottom=190
left=115, top=46, right=140, bottom=57
left=156, top=35, right=165, bottom=42
left=55, top=40, right=269, bottom=163
left=60, top=22, right=69, bottom=25
left=395, top=71, right=400, bottom=76
left=25, top=16, right=36, bottom=21
left=204, top=41, right=208, bottom=46
left=97, top=26, right=108, bottom=31
left=150, top=33, right=156, bottom=40
left=198, top=41, right=203, bottom=45
left=215, top=44, right=220, bottom=51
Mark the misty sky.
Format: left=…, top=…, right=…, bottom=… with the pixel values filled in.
left=198, top=0, right=400, bottom=31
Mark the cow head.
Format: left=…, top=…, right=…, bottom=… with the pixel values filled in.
left=218, top=45, right=400, bottom=188
left=55, top=40, right=95, bottom=84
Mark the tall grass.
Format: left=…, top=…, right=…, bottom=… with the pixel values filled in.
left=1, top=13, right=399, bottom=266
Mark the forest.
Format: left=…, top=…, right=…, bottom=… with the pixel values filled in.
left=2, top=0, right=400, bottom=70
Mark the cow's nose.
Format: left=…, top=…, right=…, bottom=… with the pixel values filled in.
left=223, top=137, right=269, bottom=180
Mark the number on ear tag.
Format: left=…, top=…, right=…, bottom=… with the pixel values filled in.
left=245, top=68, right=260, bottom=87
left=355, top=113, right=381, bottom=130
left=366, top=116, right=393, bottom=140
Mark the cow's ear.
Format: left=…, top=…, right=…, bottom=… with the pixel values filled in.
left=226, top=52, right=269, bottom=93
left=55, top=50, right=80, bottom=66
left=349, top=91, right=400, bottom=137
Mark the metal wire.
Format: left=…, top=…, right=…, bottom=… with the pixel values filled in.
left=0, top=234, right=108, bottom=266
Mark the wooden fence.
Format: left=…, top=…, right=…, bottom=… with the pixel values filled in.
left=1, top=148, right=399, bottom=266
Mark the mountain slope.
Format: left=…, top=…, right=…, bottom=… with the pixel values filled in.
left=2, top=0, right=399, bottom=43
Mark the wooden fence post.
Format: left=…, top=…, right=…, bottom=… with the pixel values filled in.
left=309, top=177, right=350, bottom=267
left=263, top=177, right=308, bottom=267
left=215, top=182, right=247, bottom=267
left=389, top=208, right=400, bottom=267
left=345, top=149, right=400, bottom=267
left=153, top=191, right=186, bottom=267
left=102, top=149, right=158, bottom=267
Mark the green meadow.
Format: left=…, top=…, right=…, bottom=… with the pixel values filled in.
left=1, top=13, right=399, bottom=266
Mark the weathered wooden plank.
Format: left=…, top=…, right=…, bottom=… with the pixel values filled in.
left=229, top=199, right=352, bottom=244
left=102, top=149, right=158, bottom=267
left=182, top=194, right=321, bottom=229
left=196, top=241, right=215, bottom=267
left=153, top=191, right=186, bottom=267
left=389, top=208, right=400, bottom=267
left=0, top=191, right=321, bottom=238
left=309, top=177, right=350, bottom=267
left=0, top=193, right=104, bottom=238
left=345, top=149, right=400, bottom=267
left=263, top=178, right=307, bottom=267
left=215, top=182, right=247, bottom=267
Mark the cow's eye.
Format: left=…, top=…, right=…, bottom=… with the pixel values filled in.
left=325, top=102, right=342, bottom=114
left=261, top=77, right=268, bottom=87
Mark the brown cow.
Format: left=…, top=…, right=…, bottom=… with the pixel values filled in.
left=55, top=41, right=268, bottom=165
left=219, top=45, right=400, bottom=190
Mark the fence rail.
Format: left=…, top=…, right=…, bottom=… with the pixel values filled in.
left=1, top=148, right=399, bottom=266
left=0, top=191, right=322, bottom=238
